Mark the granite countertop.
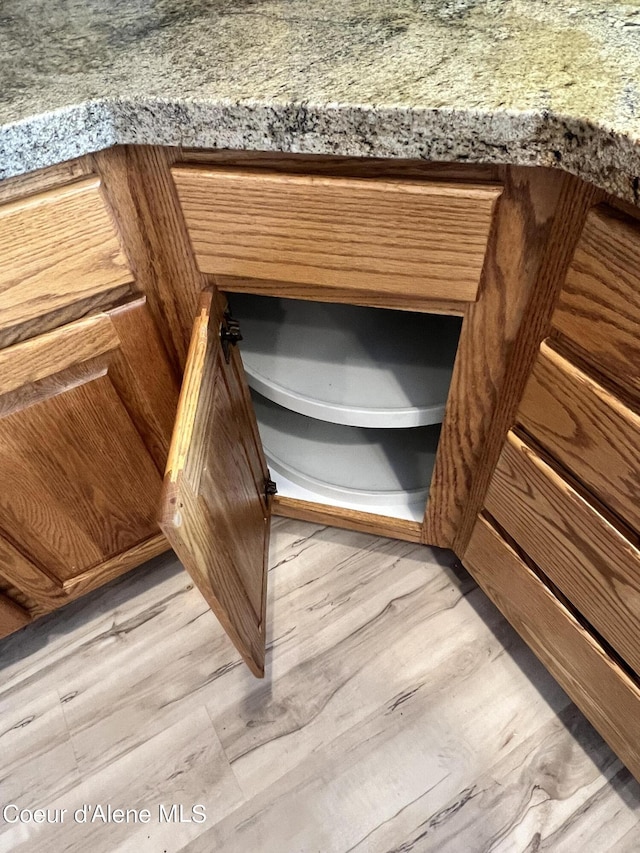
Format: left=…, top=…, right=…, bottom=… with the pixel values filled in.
left=2, top=0, right=640, bottom=201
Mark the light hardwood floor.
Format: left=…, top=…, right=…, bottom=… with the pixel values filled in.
left=1, top=518, right=639, bottom=852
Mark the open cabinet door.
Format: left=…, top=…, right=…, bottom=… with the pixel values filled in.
left=159, top=290, right=273, bottom=677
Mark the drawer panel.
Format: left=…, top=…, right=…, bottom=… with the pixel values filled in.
left=518, top=340, right=640, bottom=533
left=553, top=205, right=640, bottom=395
left=464, top=515, right=640, bottom=783
left=172, top=166, right=502, bottom=304
left=0, top=177, right=133, bottom=341
left=484, top=431, right=640, bottom=676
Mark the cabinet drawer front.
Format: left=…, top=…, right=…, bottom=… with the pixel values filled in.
left=484, top=431, right=640, bottom=676
left=553, top=205, right=640, bottom=395
left=172, top=166, right=502, bottom=304
left=518, top=341, right=640, bottom=533
left=464, top=516, right=640, bottom=783
left=0, top=178, right=133, bottom=343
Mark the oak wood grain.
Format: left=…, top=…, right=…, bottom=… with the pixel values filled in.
left=553, top=205, right=640, bottom=396
left=0, top=592, right=30, bottom=637
left=442, top=169, right=603, bottom=553
left=273, top=496, right=423, bottom=543
left=0, top=283, right=134, bottom=350
left=424, top=167, right=582, bottom=548
left=0, top=177, right=133, bottom=334
left=0, top=302, right=177, bottom=617
left=518, top=340, right=640, bottom=533
left=178, top=148, right=501, bottom=184
left=0, top=156, right=93, bottom=206
left=484, top=431, right=640, bottom=676
left=215, top=274, right=466, bottom=315
left=0, top=312, right=120, bottom=398
left=0, top=531, right=169, bottom=617
left=91, top=146, right=206, bottom=372
left=107, top=299, right=180, bottom=473
left=172, top=166, right=501, bottom=304
left=159, top=291, right=271, bottom=677
left=464, top=514, right=640, bottom=786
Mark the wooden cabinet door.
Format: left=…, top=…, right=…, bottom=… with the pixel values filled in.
left=0, top=298, right=179, bottom=615
left=159, top=291, right=273, bottom=678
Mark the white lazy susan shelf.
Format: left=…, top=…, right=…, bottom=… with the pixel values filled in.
left=231, top=295, right=462, bottom=428
left=252, top=391, right=440, bottom=522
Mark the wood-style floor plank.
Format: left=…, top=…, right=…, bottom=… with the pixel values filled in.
left=0, top=518, right=639, bottom=852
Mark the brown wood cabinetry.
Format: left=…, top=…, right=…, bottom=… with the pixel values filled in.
left=0, top=167, right=180, bottom=621
left=1, top=145, right=639, bottom=782
left=462, top=202, right=640, bottom=782
left=0, top=299, right=178, bottom=617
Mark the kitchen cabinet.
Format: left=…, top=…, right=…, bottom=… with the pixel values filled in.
left=0, top=299, right=179, bottom=617
left=0, top=165, right=180, bottom=619
left=4, top=145, right=639, bottom=782
left=463, top=203, right=640, bottom=780
left=156, top=157, right=579, bottom=675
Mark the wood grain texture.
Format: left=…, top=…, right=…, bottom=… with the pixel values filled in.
left=91, top=146, right=206, bottom=372
left=484, top=431, right=640, bottom=676
left=0, top=177, right=133, bottom=333
left=0, top=532, right=169, bottom=619
left=5, top=518, right=635, bottom=851
left=424, top=167, right=571, bottom=548
left=553, top=205, right=640, bottom=396
left=518, top=340, right=640, bottom=533
left=107, top=299, right=180, bottom=473
left=273, top=495, right=423, bottom=543
left=0, top=156, right=93, bottom=206
left=464, top=515, right=640, bottom=786
left=437, top=169, right=603, bottom=554
left=159, top=291, right=271, bottom=677
left=0, top=592, right=30, bottom=637
left=215, top=274, right=466, bottom=315
left=172, top=165, right=501, bottom=303
left=0, top=283, right=134, bottom=350
left=0, top=302, right=177, bottom=621
left=0, top=311, right=120, bottom=399
left=178, top=148, right=501, bottom=184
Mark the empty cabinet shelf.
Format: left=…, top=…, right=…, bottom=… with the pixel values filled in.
left=232, top=294, right=462, bottom=428
left=252, top=391, right=439, bottom=521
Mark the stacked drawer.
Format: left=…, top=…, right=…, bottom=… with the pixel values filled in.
left=465, top=204, right=640, bottom=778
left=0, top=177, right=134, bottom=346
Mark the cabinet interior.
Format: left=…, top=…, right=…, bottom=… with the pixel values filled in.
left=228, top=293, right=463, bottom=522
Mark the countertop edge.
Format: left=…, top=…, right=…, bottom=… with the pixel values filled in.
left=2, top=97, right=640, bottom=203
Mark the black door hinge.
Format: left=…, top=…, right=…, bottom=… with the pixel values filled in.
left=265, top=477, right=278, bottom=498
left=220, top=310, right=243, bottom=363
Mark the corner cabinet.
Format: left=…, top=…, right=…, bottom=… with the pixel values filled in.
left=154, top=157, right=577, bottom=677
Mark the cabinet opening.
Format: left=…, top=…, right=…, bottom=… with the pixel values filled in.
left=227, top=294, right=463, bottom=522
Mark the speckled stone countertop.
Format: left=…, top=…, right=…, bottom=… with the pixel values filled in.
left=2, top=0, right=640, bottom=200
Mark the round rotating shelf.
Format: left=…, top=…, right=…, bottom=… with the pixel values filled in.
left=231, top=294, right=462, bottom=428
left=252, top=391, right=440, bottom=513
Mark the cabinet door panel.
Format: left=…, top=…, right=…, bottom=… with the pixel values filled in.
left=159, top=291, right=272, bottom=678
left=0, top=592, right=30, bottom=638
left=0, top=300, right=178, bottom=611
